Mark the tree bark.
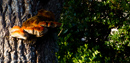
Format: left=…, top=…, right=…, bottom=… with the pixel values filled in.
left=0, top=0, right=63, bottom=63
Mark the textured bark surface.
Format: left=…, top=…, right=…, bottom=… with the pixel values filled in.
left=0, top=0, right=63, bottom=63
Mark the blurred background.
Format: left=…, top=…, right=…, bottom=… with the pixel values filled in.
left=56, top=0, right=130, bottom=62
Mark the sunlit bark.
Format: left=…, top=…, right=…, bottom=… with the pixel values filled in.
left=0, top=0, right=63, bottom=63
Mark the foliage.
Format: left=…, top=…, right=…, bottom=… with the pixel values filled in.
left=72, top=44, right=101, bottom=63
left=56, top=0, right=130, bottom=63
left=106, top=24, right=130, bottom=51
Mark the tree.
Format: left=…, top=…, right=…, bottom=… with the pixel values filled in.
left=0, top=0, right=63, bottom=63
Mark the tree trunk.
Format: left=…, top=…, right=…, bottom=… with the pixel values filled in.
left=0, top=0, right=63, bottom=63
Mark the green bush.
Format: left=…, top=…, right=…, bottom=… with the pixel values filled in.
left=105, top=24, right=130, bottom=62
left=56, top=0, right=130, bottom=62
left=72, top=44, right=101, bottom=63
